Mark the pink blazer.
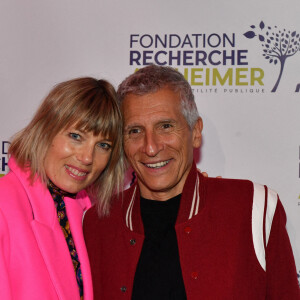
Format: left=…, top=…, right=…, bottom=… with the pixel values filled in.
left=0, top=158, right=93, bottom=300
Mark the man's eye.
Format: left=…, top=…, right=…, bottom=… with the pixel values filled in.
left=69, top=132, right=81, bottom=140
left=128, top=128, right=140, bottom=135
left=162, top=123, right=172, bottom=129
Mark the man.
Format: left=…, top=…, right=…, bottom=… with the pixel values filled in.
left=83, top=65, right=299, bottom=299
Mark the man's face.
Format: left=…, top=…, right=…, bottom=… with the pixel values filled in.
left=123, top=87, right=202, bottom=200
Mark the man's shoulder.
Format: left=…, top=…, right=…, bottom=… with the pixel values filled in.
left=83, top=185, right=135, bottom=227
left=202, top=176, right=279, bottom=217
left=204, top=176, right=278, bottom=200
left=83, top=204, right=99, bottom=225
left=204, top=176, right=254, bottom=197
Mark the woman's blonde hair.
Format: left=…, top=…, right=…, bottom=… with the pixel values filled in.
left=9, top=77, right=124, bottom=216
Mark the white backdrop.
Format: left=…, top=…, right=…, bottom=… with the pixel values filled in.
left=0, top=0, right=299, bottom=280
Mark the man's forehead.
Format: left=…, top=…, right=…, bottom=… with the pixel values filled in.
left=122, top=97, right=182, bottom=125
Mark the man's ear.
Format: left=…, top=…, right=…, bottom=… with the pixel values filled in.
left=192, top=117, right=203, bottom=148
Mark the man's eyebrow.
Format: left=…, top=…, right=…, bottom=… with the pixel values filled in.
left=155, top=119, right=177, bottom=126
left=158, top=119, right=176, bottom=124
left=124, top=119, right=177, bottom=130
left=124, top=123, right=143, bottom=131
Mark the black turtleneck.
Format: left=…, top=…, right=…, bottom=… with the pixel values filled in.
left=132, top=194, right=187, bottom=300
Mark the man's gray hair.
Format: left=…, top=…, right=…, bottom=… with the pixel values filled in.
left=117, top=65, right=199, bottom=128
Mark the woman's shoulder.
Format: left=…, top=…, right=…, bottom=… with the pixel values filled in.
left=0, top=158, right=32, bottom=198
left=0, top=171, right=23, bottom=198
left=0, top=171, right=35, bottom=224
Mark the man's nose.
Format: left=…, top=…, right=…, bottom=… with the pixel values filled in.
left=142, top=130, right=163, bottom=157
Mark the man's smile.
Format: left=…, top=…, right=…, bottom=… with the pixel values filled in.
left=143, top=159, right=171, bottom=169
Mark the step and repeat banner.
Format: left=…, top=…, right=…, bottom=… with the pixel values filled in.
left=0, top=0, right=299, bottom=280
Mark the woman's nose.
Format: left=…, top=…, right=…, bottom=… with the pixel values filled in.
left=76, top=145, right=94, bottom=165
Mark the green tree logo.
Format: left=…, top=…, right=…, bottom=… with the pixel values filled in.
left=244, top=21, right=300, bottom=92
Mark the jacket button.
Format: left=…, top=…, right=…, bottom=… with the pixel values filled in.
left=184, top=226, right=192, bottom=234
left=191, top=271, right=198, bottom=279
left=130, top=239, right=136, bottom=245
left=120, top=286, right=127, bottom=292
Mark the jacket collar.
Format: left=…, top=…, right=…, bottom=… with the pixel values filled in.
left=8, top=157, right=90, bottom=300
left=8, top=157, right=89, bottom=225
left=123, top=162, right=206, bottom=234
left=8, top=157, right=57, bottom=226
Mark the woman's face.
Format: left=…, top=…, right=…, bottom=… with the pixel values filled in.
left=44, top=126, right=113, bottom=194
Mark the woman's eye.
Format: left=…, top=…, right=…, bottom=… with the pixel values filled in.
left=98, top=142, right=112, bottom=150
left=69, top=132, right=81, bottom=140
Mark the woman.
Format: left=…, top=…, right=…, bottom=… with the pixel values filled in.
left=0, top=77, right=124, bottom=300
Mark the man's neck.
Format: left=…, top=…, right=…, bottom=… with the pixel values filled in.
left=138, top=183, right=185, bottom=202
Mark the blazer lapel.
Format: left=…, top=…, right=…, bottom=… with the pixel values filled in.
left=31, top=220, right=80, bottom=300
left=19, top=174, right=79, bottom=300
left=65, top=196, right=93, bottom=300
left=9, top=158, right=80, bottom=299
